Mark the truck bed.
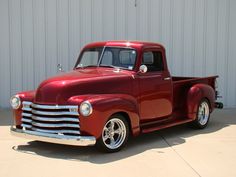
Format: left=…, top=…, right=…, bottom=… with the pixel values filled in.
left=172, top=76, right=218, bottom=116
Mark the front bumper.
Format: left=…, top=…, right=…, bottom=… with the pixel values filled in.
left=10, top=126, right=96, bottom=146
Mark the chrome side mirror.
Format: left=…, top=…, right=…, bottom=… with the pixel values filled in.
left=139, top=65, right=148, bottom=74
left=57, top=64, right=63, bottom=72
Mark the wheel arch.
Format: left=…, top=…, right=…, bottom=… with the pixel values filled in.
left=69, top=94, right=140, bottom=139
left=187, top=83, right=215, bottom=120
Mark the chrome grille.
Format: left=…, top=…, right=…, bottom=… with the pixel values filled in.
left=21, top=101, right=80, bottom=136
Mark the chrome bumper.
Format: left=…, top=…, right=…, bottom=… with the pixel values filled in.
left=10, top=126, right=96, bottom=146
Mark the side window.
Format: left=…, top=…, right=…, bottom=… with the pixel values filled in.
left=142, top=51, right=164, bottom=72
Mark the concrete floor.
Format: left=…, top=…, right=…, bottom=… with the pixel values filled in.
left=0, top=108, right=236, bottom=177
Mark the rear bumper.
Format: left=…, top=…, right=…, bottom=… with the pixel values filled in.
left=10, top=126, right=96, bottom=146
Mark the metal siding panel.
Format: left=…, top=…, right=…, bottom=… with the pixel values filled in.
left=80, top=0, right=92, bottom=47
left=137, top=0, right=148, bottom=40
left=45, top=0, right=58, bottom=76
left=1, top=0, right=236, bottom=108
left=172, top=0, right=184, bottom=76
left=126, top=0, right=137, bottom=40
left=57, top=0, right=69, bottom=72
left=9, top=0, right=23, bottom=94
left=183, top=0, right=195, bottom=76
left=21, top=0, right=34, bottom=90
left=216, top=0, right=229, bottom=105
left=115, top=0, right=126, bottom=39
left=102, top=0, right=115, bottom=40
left=68, top=0, right=82, bottom=69
left=33, top=0, right=46, bottom=87
left=205, top=0, right=218, bottom=76
left=149, top=0, right=162, bottom=42
left=227, top=0, right=236, bottom=107
left=0, top=0, right=11, bottom=108
left=194, top=0, right=205, bottom=77
left=92, top=0, right=103, bottom=41
left=161, top=0, right=173, bottom=70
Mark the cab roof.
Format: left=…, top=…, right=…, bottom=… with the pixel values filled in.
left=83, top=40, right=165, bottom=50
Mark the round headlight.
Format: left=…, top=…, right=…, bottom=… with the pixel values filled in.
left=10, top=95, right=21, bottom=109
left=80, top=101, right=92, bottom=116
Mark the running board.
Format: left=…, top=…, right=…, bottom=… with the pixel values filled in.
left=141, top=118, right=193, bottom=134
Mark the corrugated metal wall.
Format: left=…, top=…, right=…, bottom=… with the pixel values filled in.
left=0, top=0, right=236, bottom=108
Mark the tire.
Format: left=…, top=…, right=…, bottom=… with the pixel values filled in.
left=96, top=114, right=129, bottom=153
left=191, top=99, right=211, bottom=129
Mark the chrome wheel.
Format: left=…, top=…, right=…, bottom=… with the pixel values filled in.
left=197, top=101, right=210, bottom=126
left=102, top=118, right=127, bottom=150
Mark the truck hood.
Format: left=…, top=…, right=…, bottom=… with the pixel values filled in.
left=34, top=68, right=134, bottom=104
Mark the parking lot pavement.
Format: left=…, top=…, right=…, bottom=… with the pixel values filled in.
left=0, top=108, right=236, bottom=177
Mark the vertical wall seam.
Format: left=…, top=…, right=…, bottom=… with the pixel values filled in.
left=225, top=0, right=230, bottom=106
left=68, top=0, right=70, bottom=69
left=170, top=0, right=174, bottom=71
left=192, top=0, right=196, bottom=76
left=32, top=0, right=35, bottom=88
left=20, top=0, right=24, bottom=91
left=203, top=0, right=207, bottom=76
left=181, top=0, right=185, bottom=75
left=101, top=0, right=104, bottom=39
left=79, top=1, right=82, bottom=48
left=56, top=0, right=59, bottom=67
left=91, top=0, right=93, bottom=41
left=214, top=0, right=219, bottom=74
left=8, top=0, right=12, bottom=95
left=114, top=0, right=117, bottom=40
left=135, top=0, right=138, bottom=39
left=124, top=0, right=127, bottom=38
left=44, top=0, right=47, bottom=77
left=147, top=0, right=150, bottom=41
left=159, top=0, right=163, bottom=42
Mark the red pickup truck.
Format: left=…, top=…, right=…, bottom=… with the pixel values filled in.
left=10, top=41, right=223, bottom=152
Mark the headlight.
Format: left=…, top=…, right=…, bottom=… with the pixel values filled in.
left=10, top=95, right=21, bottom=109
left=80, top=101, right=93, bottom=116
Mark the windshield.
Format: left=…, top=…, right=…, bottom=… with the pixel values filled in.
left=76, top=47, right=137, bottom=70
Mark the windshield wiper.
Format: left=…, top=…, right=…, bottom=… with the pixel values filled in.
left=99, top=64, right=117, bottom=69
left=76, top=65, right=97, bottom=69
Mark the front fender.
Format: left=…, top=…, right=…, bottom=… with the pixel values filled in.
left=187, top=84, right=215, bottom=120
left=68, top=94, right=140, bottom=139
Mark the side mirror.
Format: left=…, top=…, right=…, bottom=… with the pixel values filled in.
left=139, top=65, right=148, bottom=74
left=57, top=64, right=63, bottom=72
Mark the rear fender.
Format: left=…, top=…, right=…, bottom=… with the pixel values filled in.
left=187, top=84, right=215, bottom=120
left=68, top=94, right=140, bottom=139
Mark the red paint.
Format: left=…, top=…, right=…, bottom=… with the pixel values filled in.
left=12, top=41, right=218, bottom=139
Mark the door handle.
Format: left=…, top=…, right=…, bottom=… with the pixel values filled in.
left=163, top=77, right=171, bottom=81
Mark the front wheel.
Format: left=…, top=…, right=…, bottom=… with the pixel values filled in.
left=96, top=114, right=129, bottom=152
left=191, top=99, right=211, bottom=129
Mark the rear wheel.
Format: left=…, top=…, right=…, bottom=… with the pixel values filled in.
left=96, top=114, right=129, bottom=152
left=191, top=99, right=211, bottom=129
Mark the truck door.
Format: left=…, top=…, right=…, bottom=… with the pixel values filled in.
left=138, top=49, right=173, bottom=121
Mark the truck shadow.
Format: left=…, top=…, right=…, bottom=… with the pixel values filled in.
left=13, top=109, right=236, bottom=164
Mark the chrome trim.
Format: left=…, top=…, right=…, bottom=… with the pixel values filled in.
left=22, top=118, right=32, bottom=123
left=22, top=113, right=32, bottom=117
left=31, top=115, right=79, bottom=122
left=31, top=103, right=78, bottom=110
left=31, top=127, right=81, bottom=135
left=31, top=121, right=80, bottom=128
left=23, top=101, right=32, bottom=106
left=31, top=110, right=79, bottom=116
left=22, top=107, right=32, bottom=111
left=10, top=126, right=96, bottom=146
left=21, top=124, right=32, bottom=128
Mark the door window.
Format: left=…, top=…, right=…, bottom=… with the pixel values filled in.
left=142, top=51, right=164, bottom=72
